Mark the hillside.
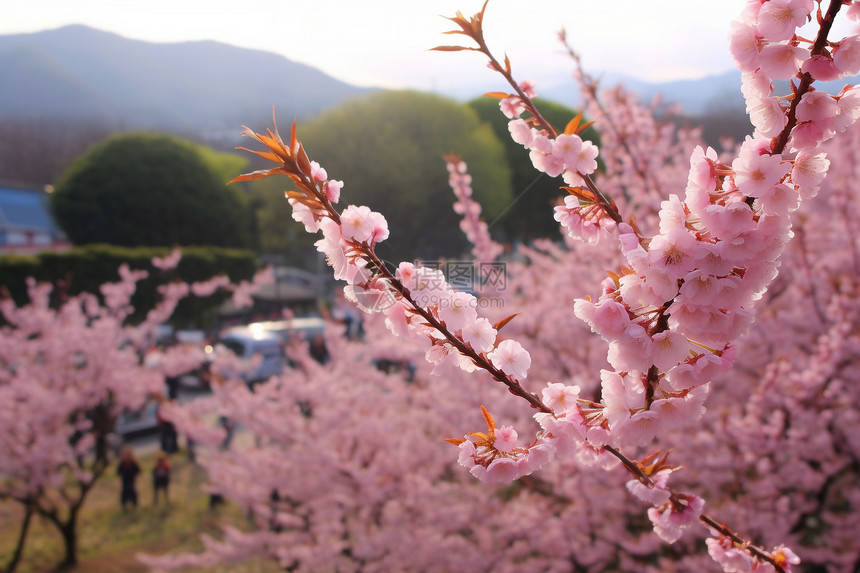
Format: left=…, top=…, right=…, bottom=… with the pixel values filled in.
left=0, top=25, right=371, bottom=133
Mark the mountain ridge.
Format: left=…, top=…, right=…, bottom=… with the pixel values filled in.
left=0, top=24, right=373, bottom=132
left=8, top=24, right=854, bottom=135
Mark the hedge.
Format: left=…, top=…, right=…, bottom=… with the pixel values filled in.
left=0, top=244, right=258, bottom=329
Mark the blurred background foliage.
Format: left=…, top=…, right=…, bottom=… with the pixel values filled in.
left=0, top=244, right=258, bottom=327
left=245, top=90, right=513, bottom=266
left=5, top=90, right=632, bottom=270
left=50, top=133, right=253, bottom=249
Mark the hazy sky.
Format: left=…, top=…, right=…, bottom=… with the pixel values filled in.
left=0, top=1, right=770, bottom=92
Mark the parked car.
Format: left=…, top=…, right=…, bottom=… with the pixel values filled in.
left=217, top=325, right=286, bottom=386
left=248, top=317, right=327, bottom=344
left=115, top=400, right=160, bottom=440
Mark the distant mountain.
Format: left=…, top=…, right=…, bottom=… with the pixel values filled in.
left=0, top=25, right=372, bottom=134
left=444, top=69, right=750, bottom=116
left=538, top=69, right=860, bottom=117
left=536, top=70, right=746, bottom=115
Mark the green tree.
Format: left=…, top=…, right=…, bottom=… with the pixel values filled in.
left=249, top=90, right=513, bottom=265
left=467, top=97, right=601, bottom=242
left=51, top=133, right=252, bottom=248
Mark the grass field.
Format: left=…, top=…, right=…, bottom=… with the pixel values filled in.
left=0, top=449, right=280, bottom=573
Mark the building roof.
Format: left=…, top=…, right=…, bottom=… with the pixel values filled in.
left=0, top=182, right=63, bottom=235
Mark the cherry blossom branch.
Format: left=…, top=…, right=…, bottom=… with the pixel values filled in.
left=771, top=0, right=843, bottom=155
left=231, top=119, right=549, bottom=414
left=432, top=2, right=621, bottom=226
left=232, top=117, right=794, bottom=573
left=363, top=247, right=551, bottom=413
left=432, top=2, right=555, bottom=137
left=446, top=1, right=856, bottom=570
left=446, top=153, right=788, bottom=573
left=603, top=444, right=790, bottom=572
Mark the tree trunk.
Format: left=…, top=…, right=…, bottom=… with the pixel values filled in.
left=38, top=505, right=81, bottom=572
left=56, top=520, right=78, bottom=571
left=1, top=503, right=33, bottom=573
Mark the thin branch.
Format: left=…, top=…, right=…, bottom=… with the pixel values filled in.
left=770, top=0, right=842, bottom=155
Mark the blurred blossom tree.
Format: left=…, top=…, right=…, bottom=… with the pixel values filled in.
left=0, top=250, right=271, bottom=571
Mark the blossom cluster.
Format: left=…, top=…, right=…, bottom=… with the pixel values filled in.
left=731, top=0, right=860, bottom=147
left=505, top=0, right=859, bottom=563
left=569, top=0, right=855, bottom=436
left=503, top=88, right=617, bottom=246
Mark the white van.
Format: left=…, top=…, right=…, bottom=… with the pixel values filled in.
left=217, top=325, right=285, bottom=386
left=247, top=317, right=327, bottom=344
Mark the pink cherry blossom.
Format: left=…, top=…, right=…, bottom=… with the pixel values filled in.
left=288, top=198, right=321, bottom=232
left=732, top=140, right=790, bottom=196
left=309, top=160, right=327, bottom=181
left=749, top=96, right=789, bottom=138
left=789, top=118, right=836, bottom=150
left=340, top=205, right=379, bottom=243
left=314, top=218, right=349, bottom=280
left=796, top=91, right=838, bottom=123
left=493, top=426, right=518, bottom=452
left=507, top=119, right=534, bottom=147
left=835, top=86, right=860, bottom=132
left=519, top=78, right=537, bottom=99
left=551, top=133, right=583, bottom=169
left=756, top=0, right=811, bottom=42
left=437, top=291, right=478, bottom=331
left=554, top=196, right=615, bottom=245
left=573, top=140, right=600, bottom=174
left=461, top=317, right=497, bottom=353
left=487, top=339, right=531, bottom=380
left=758, top=43, right=807, bottom=79
left=151, top=247, right=182, bottom=270
left=756, top=182, right=800, bottom=214
left=707, top=536, right=756, bottom=572
left=801, top=54, right=841, bottom=81
left=529, top=148, right=565, bottom=177
left=626, top=469, right=673, bottom=506
left=790, top=150, right=829, bottom=198
left=540, top=382, right=580, bottom=414
left=646, top=226, right=700, bottom=280
left=326, top=179, right=343, bottom=203
left=499, top=96, right=525, bottom=119
left=729, top=21, right=762, bottom=72
left=833, top=34, right=860, bottom=77
left=650, top=330, right=693, bottom=372
left=647, top=495, right=705, bottom=543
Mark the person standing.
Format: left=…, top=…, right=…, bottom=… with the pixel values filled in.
left=117, top=446, right=141, bottom=511
left=156, top=402, right=179, bottom=454
left=152, top=451, right=171, bottom=504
